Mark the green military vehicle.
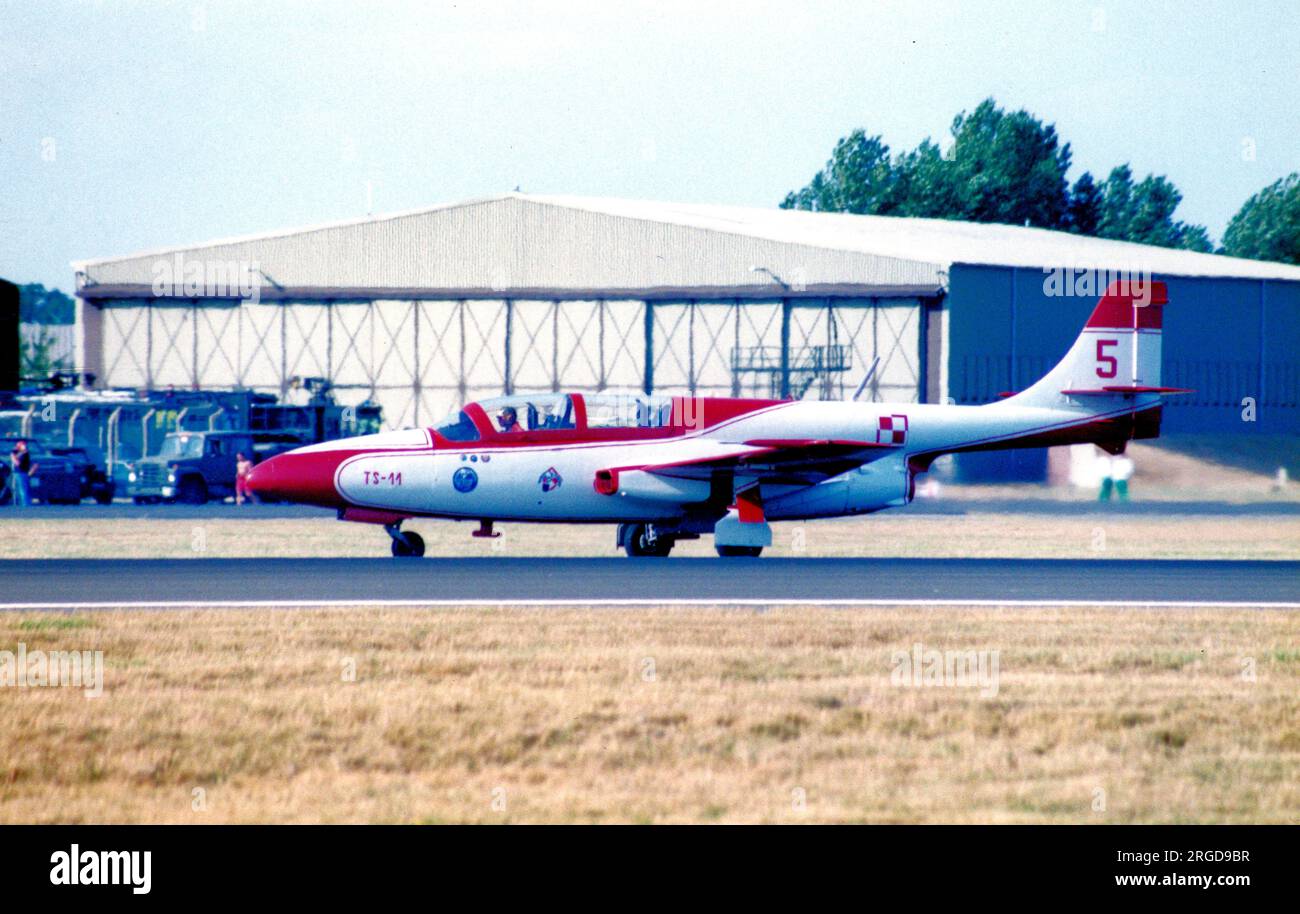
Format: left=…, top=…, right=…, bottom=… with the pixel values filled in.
left=125, top=430, right=256, bottom=504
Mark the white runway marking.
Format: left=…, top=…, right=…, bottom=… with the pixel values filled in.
left=2, top=598, right=1297, bottom=610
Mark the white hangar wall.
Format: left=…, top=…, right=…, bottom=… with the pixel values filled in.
left=85, top=294, right=926, bottom=429
left=75, top=193, right=946, bottom=429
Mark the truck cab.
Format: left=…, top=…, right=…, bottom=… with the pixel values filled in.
left=126, top=430, right=255, bottom=504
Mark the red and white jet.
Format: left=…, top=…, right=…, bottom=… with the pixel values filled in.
left=248, top=281, right=1183, bottom=557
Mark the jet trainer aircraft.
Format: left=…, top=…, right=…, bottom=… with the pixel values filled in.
left=248, top=281, right=1183, bottom=558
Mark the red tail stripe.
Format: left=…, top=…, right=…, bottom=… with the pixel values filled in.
left=1085, top=280, right=1167, bottom=330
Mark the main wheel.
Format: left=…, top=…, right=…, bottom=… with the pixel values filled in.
left=716, top=545, right=763, bottom=557
left=391, top=531, right=425, bottom=558
left=623, top=523, right=673, bottom=557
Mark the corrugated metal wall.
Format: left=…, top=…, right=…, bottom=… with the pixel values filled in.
left=947, top=263, right=1300, bottom=435
left=78, top=196, right=942, bottom=297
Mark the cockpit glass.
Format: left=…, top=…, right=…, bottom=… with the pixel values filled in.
left=433, top=409, right=481, bottom=442
left=476, top=394, right=576, bottom=432
left=584, top=393, right=674, bottom=429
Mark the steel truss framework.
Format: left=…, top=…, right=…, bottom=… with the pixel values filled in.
left=96, top=297, right=928, bottom=429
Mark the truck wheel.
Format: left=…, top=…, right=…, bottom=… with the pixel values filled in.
left=391, top=531, right=425, bottom=558
left=94, top=491, right=114, bottom=505
left=178, top=477, right=208, bottom=505
left=716, top=545, right=763, bottom=558
left=624, top=523, right=673, bottom=557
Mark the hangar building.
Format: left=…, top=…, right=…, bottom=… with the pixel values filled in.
left=73, top=193, right=1300, bottom=472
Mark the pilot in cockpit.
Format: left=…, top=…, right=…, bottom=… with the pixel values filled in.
left=497, top=405, right=522, bottom=433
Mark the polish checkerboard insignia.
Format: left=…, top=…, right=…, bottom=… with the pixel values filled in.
left=876, top=414, right=908, bottom=445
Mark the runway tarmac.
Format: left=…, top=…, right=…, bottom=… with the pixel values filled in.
left=2, top=557, right=1296, bottom=608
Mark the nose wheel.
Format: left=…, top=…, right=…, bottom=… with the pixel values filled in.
left=385, top=523, right=425, bottom=558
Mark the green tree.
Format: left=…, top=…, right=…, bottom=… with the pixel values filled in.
left=1065, top=172, right=1103, bottom=235
left=1222, top=173, right=1300, bottom=265
left=1093, top=165, right=1212, bottom=251
left=890, top=139, right=963, bottom=218
left=781, top=100, right=1212, bottom=251
left=783, top=99, right=1073, bottom=229
left=18, top=283, right=75, bottom=324
left=941, top=99, right=1072, bottom=228
left=781, top=130, right=896, bottom=214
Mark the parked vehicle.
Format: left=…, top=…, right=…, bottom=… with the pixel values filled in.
left=0, top=437, right=83, bottom=504
left=6, top=382, right=383, bottom=505
left=125, top=430, right=260, bottom=504
left=48, top=446, right=116, bottom=504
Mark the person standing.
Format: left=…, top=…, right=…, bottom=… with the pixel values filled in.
left=1098, top=452, right=1136, bottom=502
left=235, top=451, right=254, bottom=505
left=10, top=440, right=35, bottom=507
left=1111, top=453, right=1135, bottom=502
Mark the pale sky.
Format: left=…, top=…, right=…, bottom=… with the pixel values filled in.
left=3, top=0, right=1297, bottom=291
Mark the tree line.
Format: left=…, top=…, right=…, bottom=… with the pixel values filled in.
left=781, top=98, right=1300, bottom=265
left=18, top=283, right=76, bottom=324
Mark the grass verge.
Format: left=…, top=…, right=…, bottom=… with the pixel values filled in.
left=1, top=605, right=1295, bottom=823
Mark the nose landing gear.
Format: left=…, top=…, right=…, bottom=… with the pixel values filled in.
left=384, top=523, right=426, bottom=558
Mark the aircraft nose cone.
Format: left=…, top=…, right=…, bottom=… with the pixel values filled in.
left=247, top=450, right=345, bottom=507
left=245, top=458, right=278, bottom=499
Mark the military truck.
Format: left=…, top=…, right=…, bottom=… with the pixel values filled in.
left=125, top=430, right=257, bottom=504
left=48, top=446, right=116, bottom=504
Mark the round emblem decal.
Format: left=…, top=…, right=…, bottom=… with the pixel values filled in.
left=452, top=467, right=478, bottom=493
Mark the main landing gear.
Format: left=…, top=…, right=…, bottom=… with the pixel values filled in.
left=619, top=522, right=763, bottom=558
left=384, top=522, right=425, bottom=558
left=618, top=523, right=675, bottom=557
left=617, top=491, right=772, bottom=558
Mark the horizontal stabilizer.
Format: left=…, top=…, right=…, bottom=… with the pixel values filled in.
left=1061, top=385, right=1194, bottom=396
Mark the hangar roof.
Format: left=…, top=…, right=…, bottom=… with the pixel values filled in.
left=74, top=193, right=1300, bottom=302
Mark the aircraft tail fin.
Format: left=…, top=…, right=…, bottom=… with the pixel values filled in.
left=1005, top=280, right=1184, bottom=410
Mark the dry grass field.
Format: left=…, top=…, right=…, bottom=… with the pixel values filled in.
left=1, top=512, right=1297, bottom=560
left=0, top=605, right=1296, bottom=824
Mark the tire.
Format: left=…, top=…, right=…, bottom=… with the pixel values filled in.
left=177, top=477, right=208, bottom=505
left=391, top=531, right=425, bottom=558
left=624, top=523, right=673, bottom=557
left=716, top=545, right=763, bottom=558
left=94, top=491, right=114, bottom=505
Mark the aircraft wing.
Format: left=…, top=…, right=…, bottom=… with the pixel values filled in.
left=639, top=438, right=898, bottom=485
